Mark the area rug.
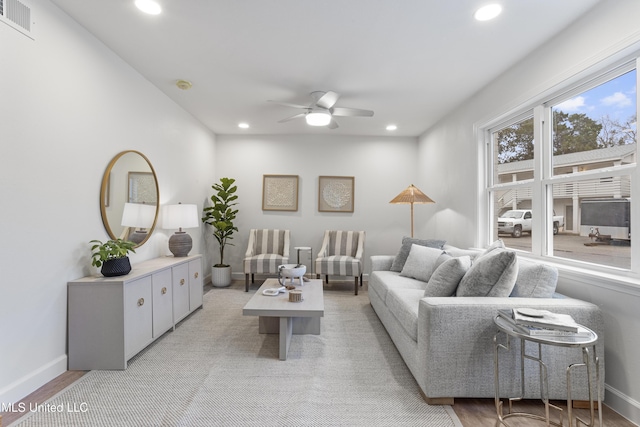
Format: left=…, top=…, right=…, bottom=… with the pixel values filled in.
left=13, top=283, right=462, bottom=427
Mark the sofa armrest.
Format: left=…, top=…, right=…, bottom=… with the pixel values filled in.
left=417, top=296, right=604, bottom=400
left=370, top=255, right=395, bottom=272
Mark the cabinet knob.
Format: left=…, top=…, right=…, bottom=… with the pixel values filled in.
left=194, top=272, right=199, bottom=279
left=137, top=298, right=145, bottom=307
left=161, top=287, right=167, bottom=295
left=180, top=278, right=185, bottom=286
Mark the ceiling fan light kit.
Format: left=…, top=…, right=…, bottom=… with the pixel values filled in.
left=271, top=90, right=374, bottom=129
left=306, top=110, right=332, bottom=126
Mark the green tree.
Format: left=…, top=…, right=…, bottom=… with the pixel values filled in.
left=497, top=117, right=534, bottom=164
left=552, top=111, right=602, bottom=155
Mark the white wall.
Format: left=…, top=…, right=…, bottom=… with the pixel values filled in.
left=417, top=0, right=640, bottom=423
left=213, top=134, right=422, bottom=275
left=0, top=2, right=216, bottom=403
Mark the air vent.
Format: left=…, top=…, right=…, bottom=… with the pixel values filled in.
left=0, top=0, right=34, bottom=39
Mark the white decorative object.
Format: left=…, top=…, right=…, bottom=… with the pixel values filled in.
left=318, top=176, right=355, bottom=212
left=278, top=264, right=306, bottom=286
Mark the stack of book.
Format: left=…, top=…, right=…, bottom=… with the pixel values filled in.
left=497, top=308, right=592, bottom=337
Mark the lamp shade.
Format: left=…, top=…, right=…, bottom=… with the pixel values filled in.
left=161, top=203, right=199, bottom=230
left=389, top=184, right=435, bottom=205
left=121, top=202, right=156, bottom=228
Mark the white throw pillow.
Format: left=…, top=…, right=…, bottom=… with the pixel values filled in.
left=399, top=244, right=445, bottom=283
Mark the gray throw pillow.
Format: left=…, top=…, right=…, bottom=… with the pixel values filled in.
left=424, top=256, right=471, bottom=297
left=510, top=259, right=558, bottom=297
left=456, top=248, right=518, bottom=297
left=479, top=239, right=505, bottom=259
left=390, top=237, right=447, bottom=272
left=399, top=244, right=445, bottom=282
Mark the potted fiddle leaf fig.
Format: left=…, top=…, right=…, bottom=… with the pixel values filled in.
left=90, top=238, right=136, bottom=277
left=202, top=177, right=239, bottom=287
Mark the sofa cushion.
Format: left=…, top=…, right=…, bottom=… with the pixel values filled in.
left=368, top=271, right=427, bottom=303
left=399, top=244, right=445, bottom=282
left=479, top=239, right=505, bottom=258
left=385, top=288, right=424, bottom=341
left=510, top=259, right=558, bottom=298
left=456, top=248, right=518, bottom=297
left=390, top=237, right=446, bottom=272
left=424, top=256, right=471, bottom=297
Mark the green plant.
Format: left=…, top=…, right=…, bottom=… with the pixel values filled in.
left=202, top=177, right=239, bottom=267
left=89, top=238, right=137, bottom=268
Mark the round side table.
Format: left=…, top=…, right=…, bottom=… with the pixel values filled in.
left=493, top=314, right=601, bottom=427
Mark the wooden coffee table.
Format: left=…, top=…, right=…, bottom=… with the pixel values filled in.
left=242, top=278, right=324, bottom=360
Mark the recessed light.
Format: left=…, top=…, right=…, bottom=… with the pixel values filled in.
left=175, top=80, right=192, bottom=90
left=386, top=124, right=397, bottom=131
left=135, top=0, right=162, bottom=15
left=474, top=4, right=502, bottom=21
left=238, top=123, right=250, bottom=129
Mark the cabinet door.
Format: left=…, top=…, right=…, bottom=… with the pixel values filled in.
left=124, top=276, right=153, bottom=359
left=152, top=268, right=173, bottom=337
left=172, top=263, right=190, bottom=323
left=189, top=258, right=203, bottom=310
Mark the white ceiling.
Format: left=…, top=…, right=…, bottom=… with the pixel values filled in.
left=51, top=0, right=601, bottom=137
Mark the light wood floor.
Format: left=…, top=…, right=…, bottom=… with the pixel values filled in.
left=1, top=370, right=637, bottom=426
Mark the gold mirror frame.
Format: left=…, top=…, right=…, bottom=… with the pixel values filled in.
left=99, top=150, right=159, bottom=247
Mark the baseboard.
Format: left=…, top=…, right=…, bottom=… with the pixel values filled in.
left=0, top=355, right=67, bottom=405
left=604, top=384, right=640, bottom=425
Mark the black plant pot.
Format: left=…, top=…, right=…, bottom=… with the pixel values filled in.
left=101, top=257, right=132, bottom=277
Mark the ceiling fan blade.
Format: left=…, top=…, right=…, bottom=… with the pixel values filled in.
left=331, top=107, right=374, bottom=117
left=327, top=118, right=339, bottom=129
left=278, top=112, right=306, bottom=123
left=316, top=91, right=340, bottom=109
left=268, top=100, right=310, bottom=109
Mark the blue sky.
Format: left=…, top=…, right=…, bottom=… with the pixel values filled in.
left=555, top=69, right=637, bottom=128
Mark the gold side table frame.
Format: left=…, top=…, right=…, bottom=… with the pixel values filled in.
left=493, top=315, right=602, bottom=427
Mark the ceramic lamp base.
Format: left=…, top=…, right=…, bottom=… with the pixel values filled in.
left=168, top=231, right=192, bottom=257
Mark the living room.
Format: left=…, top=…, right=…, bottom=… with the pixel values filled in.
left=2, top=0, right=640, bottom=425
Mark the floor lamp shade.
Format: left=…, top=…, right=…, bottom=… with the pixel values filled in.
left=162, top=203, right=199, bottom=257
left=389, top=184, right=435, bottom=238
left=121, top=202, right=156, bottom=244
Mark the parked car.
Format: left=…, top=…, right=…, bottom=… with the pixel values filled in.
left=498, top=209, right=564, bottom=237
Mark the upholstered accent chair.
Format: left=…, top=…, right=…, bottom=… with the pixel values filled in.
left=315, top=230, right=365, bottom=295
left=243, top=229, right=290, bottom=292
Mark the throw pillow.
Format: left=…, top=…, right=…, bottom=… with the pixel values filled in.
left=399, top=244, right=445, bottom=283
left=510, top=259, right=558, bottom=298
left=456, top=248, right=518, bottom=297
left=390, top=237, right=447, bottom=272
left=478, top=239, right=505, bottom=259
left=424, top=256, right=471, bottom=297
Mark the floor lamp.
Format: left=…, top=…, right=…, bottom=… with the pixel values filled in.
left=389, top=184, right=435, bottom=238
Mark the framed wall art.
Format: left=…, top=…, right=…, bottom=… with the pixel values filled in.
left=262, top=174, right=299, bottom=211
left=318, top=176, right=354, bottom=213
left=128, top=171, right=157, bottom=204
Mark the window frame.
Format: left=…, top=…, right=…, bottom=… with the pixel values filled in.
left=482, top=57, right=639, bottom=275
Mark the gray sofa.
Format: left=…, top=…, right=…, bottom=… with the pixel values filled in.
left=368, top=239, right=605, bottom=404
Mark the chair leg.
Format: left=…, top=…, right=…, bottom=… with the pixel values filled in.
left=360, top=274, right=363, bottom=286
left=251, top=273, right=255, bottom=284
left=245, top=274, right=249, bottom=292
left=354, top=277, right=359, bottom=295
left=325, top=275, right=329, bottom=284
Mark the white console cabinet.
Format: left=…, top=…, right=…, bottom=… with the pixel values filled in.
left=68, top=255, right=203, bottom=370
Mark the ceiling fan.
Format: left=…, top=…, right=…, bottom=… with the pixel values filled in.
left=269, top=91, right=374, bottom=129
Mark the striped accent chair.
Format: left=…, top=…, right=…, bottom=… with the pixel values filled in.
left=243, top=229, right=290, bottom=292
left=315, top=230, right=365, bottom=295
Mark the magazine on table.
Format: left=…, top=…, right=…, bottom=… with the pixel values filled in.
left=497, top=308, right=586, bottom=335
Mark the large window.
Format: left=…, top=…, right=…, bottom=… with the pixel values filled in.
left=487, top=63, right=637, bottom=270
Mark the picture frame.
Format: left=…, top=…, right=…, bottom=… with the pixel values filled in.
left=318, top=176, right=354, bottom=213
left=262, top=175, right=299, bottom=211
left=128, top=171, right=157, bottom=204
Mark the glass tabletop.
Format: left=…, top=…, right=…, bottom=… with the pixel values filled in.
left=494, top=314, right=598, bottom=347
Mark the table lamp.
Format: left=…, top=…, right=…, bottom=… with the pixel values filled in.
left=162, top=203, right=199, bottom=257
left=121, top=202, right=156, bottom=244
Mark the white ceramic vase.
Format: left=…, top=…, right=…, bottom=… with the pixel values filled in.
left=211, top=265, right=232, bottom=287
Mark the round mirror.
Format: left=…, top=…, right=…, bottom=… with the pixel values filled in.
left=100, top=150, right=159, bottom=247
